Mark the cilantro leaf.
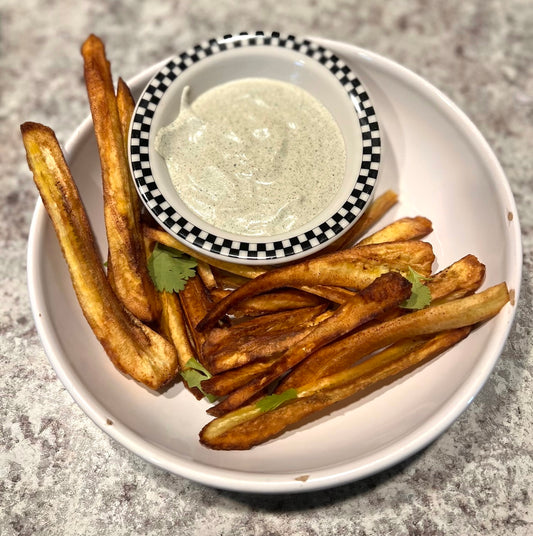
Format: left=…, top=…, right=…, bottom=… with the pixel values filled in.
left=148, top=243, right=197, bottom=293
left=401, top=267, right=432, bottom=310
left=255, top=389, right=298, bottom=413
left=180, top=358, right=217, bottom=402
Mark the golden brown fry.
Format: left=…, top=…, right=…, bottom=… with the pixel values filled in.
left=302, top=255, right=484, bottom=312
left=210, top=288, right=325, bottom=316
left=143, top=226, right=267, bottom=280
left=322, top=189, right=399, bottom=252
left=81, top=34, right=159, bottom=322
left=356, top=216, right=433, bottom=246
left=116, top=77, right=141, bottom=217
left=21, top=122, right=178, bottom=389
left=207, top=272, right=412, bottom=416
left=298, top=285, right=356, bottom=305
left=203, top=305, right=329, bottom=374
left=211, top=269, right=250, bottom=290
left=199, top=328, right=470, bottom=450
left=178, top=275, right=214, bottom=369
left=427, top=254, right=486, bottom=304
left=201, top=357, right=280, bottom=397
left=159, top=291, right=204, bottom=399
left=197, top=240, right=434, bottom=331
left=197, top=261, right=218, bottom=290
left=159, top=291, right=195, bottom=371
left=279, top=282, right=509, bottom=390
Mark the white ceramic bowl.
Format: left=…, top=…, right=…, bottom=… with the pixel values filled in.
left=129, top=31, right=380, bottom=264
left=27, top=39, right=521, bottom=494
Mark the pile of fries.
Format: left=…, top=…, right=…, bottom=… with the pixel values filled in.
left=21, top=35, right=510, bottom=450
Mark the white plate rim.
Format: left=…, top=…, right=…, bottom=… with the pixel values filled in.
left=26, top=39, right=522, bottom=494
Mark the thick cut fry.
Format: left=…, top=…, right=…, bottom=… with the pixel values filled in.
left=210, top=288, right=325, bottom=316
left=159, top=291, right=196, bottom=371
left=203, top=305, right=329, bottom=374
left=427, top=254, right=486, bottom=304
left=179, top=275, right=214, bottom=369
left=21, top=122, right=178, bottom=389
left=299, top=285, right=357, bottom=305
left=279, top=282, right=509, bottom=391
left=197, top=261, right=218, bottom=290
left=199, top=328, right=470, bottom=450
left=82, top=34, right=158, bottom=322
left=116, top=77, right=141, bottom=217
left=207, top=272, right=412, bottom=416
left=197, top=241, right=434, bottom=331
left=159, top=291, right=204, bottom=399
left=143, top=226, right=267, bottom=280
left=201, top=357, right=280, bottom=397
left=322, top=189, right=399, bottom=252
left=356, top=216, right=433, bottom=246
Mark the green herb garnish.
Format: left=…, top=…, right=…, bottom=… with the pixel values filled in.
left=255, top=389, right=298, bottom=413
left=147, top=243, right=197, bottom=293
left=181, top=357, right=217, bottom=402
left=401, top=267, right=432, bottom=310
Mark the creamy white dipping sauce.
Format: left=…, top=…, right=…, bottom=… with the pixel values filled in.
left=155, top=78, right=346, bottom=237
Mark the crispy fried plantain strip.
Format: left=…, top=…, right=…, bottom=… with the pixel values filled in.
left=322, top=189, right=399, bottom=252
left=203, top=305, right=330, bottom=374
left=201, top=357, right=281, bottom=397
left=428, top=255, right=486, bottom=304
left=356, top=216, right=433, bottom=246
left=21, top=122, right=178, bottom=389
left=143, top=226, right=267, bottom=280
left=207, top=272, right=412, bottom=416
left=278, top=282, right=509, bottom=391
left=81, top=34, right=159, bottom=322
left=159, top=290, right=204, bottom=399
left=116, top=77, right=141, bottom=217
left=178, top=275, right=214, bottom=370
left=210, top=288, right=325, bottom=316
left=196, top=261, right=218, bottom=290
left=159, top=291, right=196, bottom=371
left=199, top=328, right=470, bottom=450
left=197, top=241, right=434, bottom=331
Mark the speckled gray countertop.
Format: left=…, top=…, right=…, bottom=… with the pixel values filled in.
left=1, top=1, right=532, bottom=534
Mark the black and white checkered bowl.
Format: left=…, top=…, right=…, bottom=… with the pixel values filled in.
left=129, top=31, right=381, bottom=264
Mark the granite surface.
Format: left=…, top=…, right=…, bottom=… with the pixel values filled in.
left=1, top=0, right=532, bottom=534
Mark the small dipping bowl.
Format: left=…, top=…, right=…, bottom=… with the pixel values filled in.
left=129, top=31, right=381, bottom=265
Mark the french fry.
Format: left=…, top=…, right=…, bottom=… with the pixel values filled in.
left=199, top=328, right=471, bottom=450
left=203, top=305, right=330, bottom=374
left=116, top=77, right=141, bottom=217
left=210, top=288, right=326, bottom=316
left=298, top=285, right=357, bottom=305
left=355, top=216, right=433, bottom=246
left=300, top=255, right=484, bottom=316
left=21, top=122, right=178, bottom=389
left=196, top=240, right=435, bottom=331
left=159, top=290, right=204, bottom=399
left=197, top=261, right=218, bottom=290
left=201, top=356, right=281, bottom=397
left=278, top=282, right=509, bottom=391
left=207, top=272, right=412, bottom=416
left=427, top=254, right=486, bottom=304
left=322, top=189, right=398, bottom=252
left=159, top=291, right=196, bottom=371
left=178, top=275, right=214, bottom=369
left=81, top=34, right=159, bottom=322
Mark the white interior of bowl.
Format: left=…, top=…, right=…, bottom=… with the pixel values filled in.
left=144, top=45, right=363, bottom=243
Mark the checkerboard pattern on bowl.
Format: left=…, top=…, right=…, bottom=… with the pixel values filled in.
left=130, top=31, right=380, bottom=262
